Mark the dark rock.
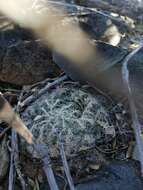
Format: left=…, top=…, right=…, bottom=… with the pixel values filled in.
left=76, top=160, right=143, bottom=190
left=0, top=26, right=60, bottom=85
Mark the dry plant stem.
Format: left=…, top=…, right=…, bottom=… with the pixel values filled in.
left=33, top=144, right=59, bottom=190
left=14, top=90, right=27, bottom=189
left=8, top=141, right=14, bottom=190
left=42, top=156, right=59, bottom=190
left=122, top=44, right=143, bottom=175
left=0, top=126, right=10, bottom=139
left=59, top=136, right=75, bottom=190
left=21, top=75, right=68, bottom=107
left=8, top=89, right=26, bottom=190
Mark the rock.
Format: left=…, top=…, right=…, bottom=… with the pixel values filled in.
left=0, top=25, right=60, bottom=85
left=76, top=160, right=143, bottom=190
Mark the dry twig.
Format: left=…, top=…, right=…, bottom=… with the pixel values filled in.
left=21, top=75, right=68, bottom=108
left=33, top=143, right=59, bottom=190
left=8, top=89, right=26, bottom=190
left=58, top=135, right=75, bottom=190
left=0, top=126, right=10, bottom=139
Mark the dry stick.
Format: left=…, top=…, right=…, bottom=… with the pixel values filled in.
left=8, top=140, right=14, bottom=190
left=58, top=135, right=75, bottom=190
left=8, top=89, right=26, bottom=190
left=8, top=139, right=60, bottom=190
left=14, top=89, right=27, bottom=189
left=122, top=44, right=143, bottom=175
left=33, top=143, right=59, bottom=190
left=21, top=75, right=68, bottom=107
left=0, top=126, right=10, bottom=139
